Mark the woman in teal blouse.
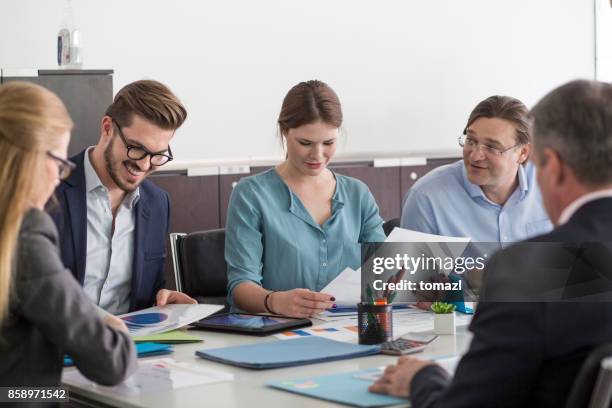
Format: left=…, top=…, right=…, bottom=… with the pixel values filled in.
left=225, top=80, right=386, bottom=318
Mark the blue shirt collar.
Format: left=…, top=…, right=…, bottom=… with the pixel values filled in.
left=516, top=163, right=530, bottom=199
left=461, top=163, right=529, bottom=201
left=271, top=168, right=344, bottom=229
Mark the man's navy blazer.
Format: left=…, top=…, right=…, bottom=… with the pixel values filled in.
left=50, top=150, right=169, bottom=312
left=409, top=198, right=612, bottom=408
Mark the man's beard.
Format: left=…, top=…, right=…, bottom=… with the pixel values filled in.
left=104, top=138, right=149, bottom=193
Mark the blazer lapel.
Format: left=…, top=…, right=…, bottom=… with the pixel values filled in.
left=64, top=152, right=88, bottom=284
left=130, top=194, right=151, bottom=311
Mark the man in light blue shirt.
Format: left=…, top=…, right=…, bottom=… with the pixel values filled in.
left=401, top=95, right=552, bottom=243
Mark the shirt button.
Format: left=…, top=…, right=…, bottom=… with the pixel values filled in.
left=322, top=239, right=326, bottom=243
left=322, top=262, right=327, bottom=267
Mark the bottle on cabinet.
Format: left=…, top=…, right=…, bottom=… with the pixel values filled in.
left=57, top=0, right=82, bottom=68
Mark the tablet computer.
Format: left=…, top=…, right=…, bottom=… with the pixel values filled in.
left=191, top=313, right=312, bottom=335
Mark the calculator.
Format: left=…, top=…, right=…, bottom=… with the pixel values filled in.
left=380, top=334, right=438, bottom=356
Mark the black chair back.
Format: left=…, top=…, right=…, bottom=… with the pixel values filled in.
left=175, top=229, right=228, bottom=306
left=383, top=218, right=400, bottom=236
left=566, top=342, right=612, bottom=408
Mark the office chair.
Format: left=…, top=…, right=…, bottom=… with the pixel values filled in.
left=565, top=342, right=612, bottom=408
left=383, top=218, right=400, bottom=236
left=169, top=229, right=229, bottom=310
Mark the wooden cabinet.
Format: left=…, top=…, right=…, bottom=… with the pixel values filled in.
left=150, top=173, right=220, bottom=233
left=149, top=173, right=220, bottom=289
left=399, top=158, right=459, bottom=205
left=332, top=163, right=401, bottom=222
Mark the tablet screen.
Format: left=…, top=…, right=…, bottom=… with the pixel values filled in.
left=202, top=314, right=302, bottom=329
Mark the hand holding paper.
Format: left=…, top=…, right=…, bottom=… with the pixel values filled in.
left=320, top=267, right=361, bottom=308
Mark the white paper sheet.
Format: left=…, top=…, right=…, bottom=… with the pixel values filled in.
left=273, top=319, right=359, bottom=342
left=320, top=267, right=361, bottom=308
left=320, top=228, right=472, bottom=309
left=385, top=227, right=471, bottom=275
left=393, top=310, right=472, bottom=333
left=385, top=227, right=471, bottom=243
left=119, top=304, right=224, bottom=336
left=63, top=358, right=234, bottom=396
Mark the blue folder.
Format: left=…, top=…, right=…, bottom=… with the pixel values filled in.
left=63, top=342, right=173, bottom=367
left=267, top=368, right=408, bottom=407
left=195, top=337, right=380, bottom=369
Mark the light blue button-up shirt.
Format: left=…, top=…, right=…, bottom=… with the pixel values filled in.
left=225, top=168, right=386, bottom=304
left=83, top=148, right=140, bottom=315
left=400, top=160, right=552, bottom=242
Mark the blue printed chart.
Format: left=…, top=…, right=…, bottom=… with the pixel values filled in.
left=118, top=304, right=224, bottom=337
left=274, top=321, right=359, bottom=342
left=122, top=313, right=170, bottom=333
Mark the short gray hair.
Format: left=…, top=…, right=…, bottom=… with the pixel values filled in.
left=529, top=80, right=612, bottom=186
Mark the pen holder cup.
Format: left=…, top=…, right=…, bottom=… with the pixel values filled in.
left=357, top=303, right=393, bottom=345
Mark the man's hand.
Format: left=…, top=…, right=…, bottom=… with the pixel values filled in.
left=368, top=356, right=435, bottom=397
left=156, top=289, right=198, bottom=307
left=413, top=273, right=450, bottom=303
left=103, top=313, right=129, bottom=333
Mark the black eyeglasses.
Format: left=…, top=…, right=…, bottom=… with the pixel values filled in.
left=110, top=118, right=174, bottom=166
left=47, top=152, right=76, bottom=180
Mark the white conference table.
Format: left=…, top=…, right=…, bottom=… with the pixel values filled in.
left=63, top=320, right=473, bottom=408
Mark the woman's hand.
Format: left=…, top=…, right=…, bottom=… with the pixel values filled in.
left=270, top=289, right=335, bottom=318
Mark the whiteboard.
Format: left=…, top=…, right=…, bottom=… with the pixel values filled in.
left=0, top=0, right=595, bottom=161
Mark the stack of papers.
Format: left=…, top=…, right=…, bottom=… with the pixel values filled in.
left=276, top=308, right=472, bottom=344
left=274, top=320, right=359, bottom=342
left=63, top=358, right=234, bottom=395
left=119, top=304, right=223, bottom=336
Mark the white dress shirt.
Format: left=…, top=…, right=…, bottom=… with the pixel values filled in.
left=558, top=188, right=612, bottom=226
left=82, top=148, right=140, bottom=314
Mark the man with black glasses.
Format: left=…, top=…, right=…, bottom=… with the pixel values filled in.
left=52, top=80, right=196, bottom=315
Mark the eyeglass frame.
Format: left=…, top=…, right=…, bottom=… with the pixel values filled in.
left=109, top=117, right=174, bottom=166
left=458, top=133, right=526, bottom=157
left=47, top=151, right=76, bottom=180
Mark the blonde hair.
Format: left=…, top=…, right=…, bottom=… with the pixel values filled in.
left=0, top=82, right=73, bottom=325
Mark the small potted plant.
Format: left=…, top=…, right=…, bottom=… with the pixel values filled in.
left=431, top=302, right=456, bottom=335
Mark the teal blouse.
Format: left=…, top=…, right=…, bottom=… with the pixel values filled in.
left=225, top=168, right=386, bottom=304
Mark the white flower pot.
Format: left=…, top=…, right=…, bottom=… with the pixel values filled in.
left=434, top=312, right=456, bottom=335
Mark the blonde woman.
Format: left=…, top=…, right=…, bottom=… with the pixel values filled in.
left=0, top=82, right=135, bottom=386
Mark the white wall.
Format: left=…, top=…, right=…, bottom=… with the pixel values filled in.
left=0, top=0, right=596, bottom=162
left=596, top=0, right=612, bottom=82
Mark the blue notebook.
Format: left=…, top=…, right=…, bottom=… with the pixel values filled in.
left=63, top=342, right=173, bottom=367
left=195, top=337, right=380, bottom=369
left=267, top=368, right=408, bottom=407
